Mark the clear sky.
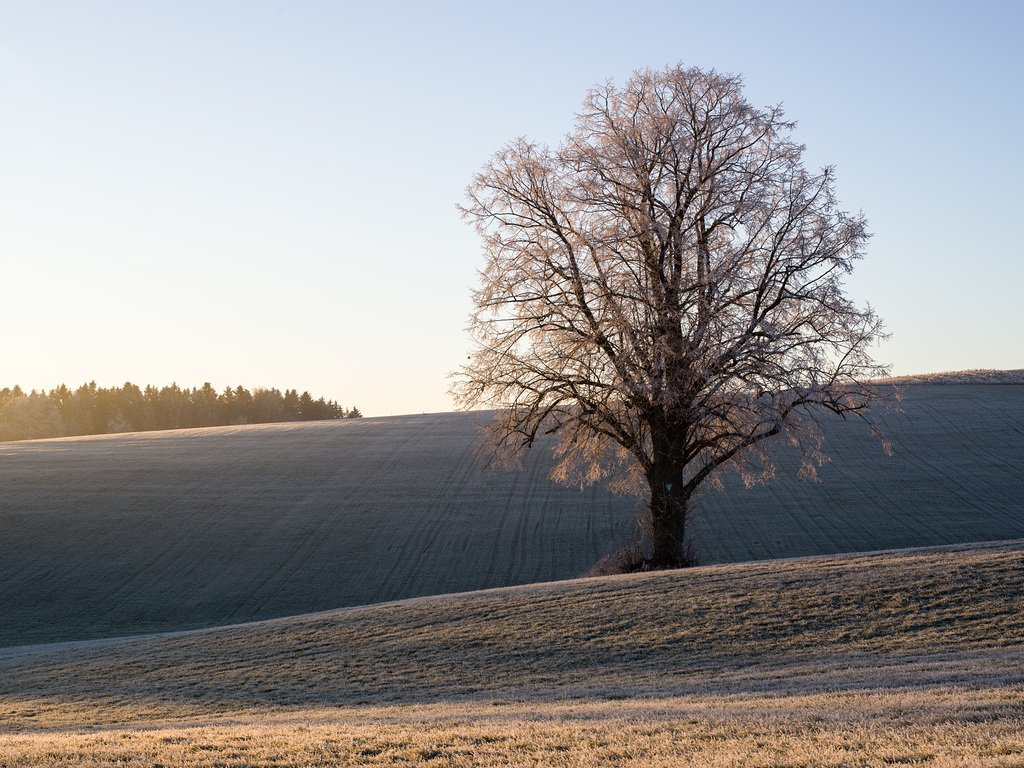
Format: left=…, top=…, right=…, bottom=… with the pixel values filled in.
left=2, top=1, right=1022, bottom=416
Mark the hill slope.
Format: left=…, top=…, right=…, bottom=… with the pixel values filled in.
left=1, top=383, right=1022, bottom=648
left=4, top=539, right=1021, bottom=714
left=0, top=412, right=638, bottom=647
left=1, top=541, right=1021, bottom=766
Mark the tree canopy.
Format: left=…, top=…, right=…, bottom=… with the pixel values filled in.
left=454, top=64, right=890, bottom=568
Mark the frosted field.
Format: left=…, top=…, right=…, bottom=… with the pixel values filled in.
left=1, top=383, right=1022, bottom=648
left=693, top=384, right=1024, bottom=562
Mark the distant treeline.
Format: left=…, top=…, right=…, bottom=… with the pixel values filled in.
left=0, top=381, right=362, bottom=442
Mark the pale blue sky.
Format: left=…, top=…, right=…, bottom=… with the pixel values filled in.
left=2, top=1, right=1021, bottom=416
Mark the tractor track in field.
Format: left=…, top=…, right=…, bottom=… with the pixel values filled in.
left=369, top=416, right=483, bottom=603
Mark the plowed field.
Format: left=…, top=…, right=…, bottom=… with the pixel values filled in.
left=1, top=384, right=1021, bottom=648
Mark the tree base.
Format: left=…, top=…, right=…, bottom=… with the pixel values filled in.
left=583, top=541, right=701, bottom=577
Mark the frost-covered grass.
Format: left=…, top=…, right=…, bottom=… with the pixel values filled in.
left=1, top=541, right=1022, bottom=765
left=3, top=689, right=1023, bottom=767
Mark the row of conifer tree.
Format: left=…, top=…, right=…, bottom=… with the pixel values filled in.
left=0, top=381, right=361, bottom=442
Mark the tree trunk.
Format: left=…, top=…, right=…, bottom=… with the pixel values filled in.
left=647, top=468, right=691, bottom=568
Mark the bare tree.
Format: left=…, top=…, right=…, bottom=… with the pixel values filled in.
left=453, top=64, right=891, bottom=568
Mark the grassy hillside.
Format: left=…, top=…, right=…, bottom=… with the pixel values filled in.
left=1, top=384, right=1021, bottom=648
left=1, top=541, right=1021, bottom=765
